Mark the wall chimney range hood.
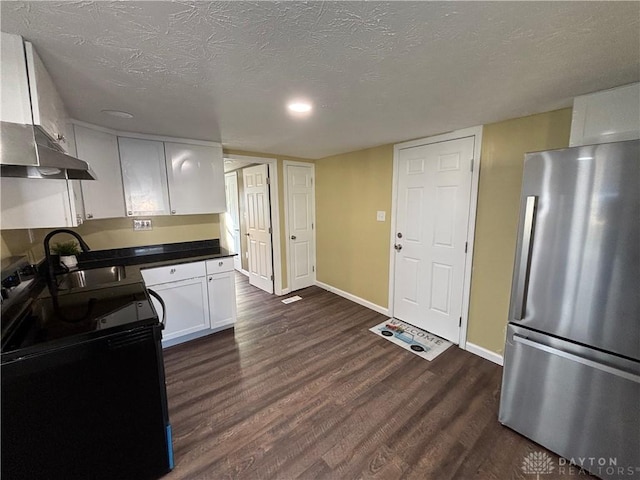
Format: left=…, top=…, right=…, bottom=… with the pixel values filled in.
left=0, top=122, right=96, bottom=180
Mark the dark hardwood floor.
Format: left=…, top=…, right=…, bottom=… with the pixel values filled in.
left=162, top=273, right=596, bottom=480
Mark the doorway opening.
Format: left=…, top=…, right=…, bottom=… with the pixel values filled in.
left=222, top=155, right=284, bottom=295
left=388, top=126, right=482, bottom=348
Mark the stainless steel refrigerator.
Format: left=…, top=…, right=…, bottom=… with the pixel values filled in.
left=499, top=139, right=640, bottom=480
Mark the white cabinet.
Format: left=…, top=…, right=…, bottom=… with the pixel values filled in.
left=119, top=137, right=225, bottom=217
left=206, top=257, right=237, bottom=330
left=570, top=83, right=640, bottom=146
left=118, top=137, right=171, bottom=217
left=24, top=41, right=70, bottom=152
left=1, top=178, right=84, bottom=229
left=142, top=261, right=210, bottom=346
left=0, top=32, right=32, bottom=126
left=74, top=125, right=126, bottom=219
left=141, top=257, right=236, bottom=347
left=165, top=142, right=226, bottom=214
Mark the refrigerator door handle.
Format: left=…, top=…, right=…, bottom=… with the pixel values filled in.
left=514, top=196, right=537, bottom=320
left=513, top=334, right=640, bottom=384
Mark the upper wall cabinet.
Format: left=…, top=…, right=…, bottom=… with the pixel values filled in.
left=24, top=41, right=70, bottom=152
left=74, top=124, right=126, bottom=220
left=570, top=83, right=640, bottom=147
left=1, top=178, right=84, bottom=229
left=119, top=136, right=225, bottom=217
left=119, top=137, right=171, bottom=217
left=0, top=32, right=32, bottom=125
left=165, top=142, right=226, bottom=215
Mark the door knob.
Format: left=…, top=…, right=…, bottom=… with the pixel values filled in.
left=291, top=235, right=297, bottom=240
left=245, top=233, right=250, bottom=237
left=394, top=244, right=403, bottom=251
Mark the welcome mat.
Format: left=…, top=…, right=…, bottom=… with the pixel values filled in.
left=369, top=318, right=453, bottom=361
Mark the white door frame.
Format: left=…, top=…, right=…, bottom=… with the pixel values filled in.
left=225, top=154, right=285, bottom=295
left=388, top=125, right=483, bottom=348
left=224, top=171, right=242, bottom=272
left=283, top=160, right=317, bottom=292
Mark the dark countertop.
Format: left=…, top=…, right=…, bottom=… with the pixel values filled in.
left=77, top=239, right=234, bottom=269
left=37, top=239, right=236, bottom=296
left=2, top=239, right=236, bottom=356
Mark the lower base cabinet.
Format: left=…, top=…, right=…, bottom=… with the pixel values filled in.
left=142, top=258, right=236, bottom=347
left=206, top=258, right=237, bottom=330
left=148, top=277, right=210, bottom=343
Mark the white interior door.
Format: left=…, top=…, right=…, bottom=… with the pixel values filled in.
left=393, top=136, right=475, bottom=343
left=224, top=172, right=241, bottom=271
left=243, top=164, right=274, bottom=293
left=286, top=163, right=315, bottom=291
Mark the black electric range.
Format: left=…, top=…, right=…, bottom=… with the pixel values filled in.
left=1, top=280, right=173, bottom=479
left=1, top=281, right=158, bottom=361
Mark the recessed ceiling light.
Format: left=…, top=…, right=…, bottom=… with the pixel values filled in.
left=101, top=109, right=134, bottom=118
left=287, top=101, right=313, bottom=114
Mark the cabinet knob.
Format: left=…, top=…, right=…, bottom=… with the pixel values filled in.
left=87, top=213, right=93, bottom=219
left=56, top=133, right=66, bottom=143
left=170, top=268, right=176, bottom=274
left=171, top=210, right=176, bottom=215
left=218, top=261, right=223, bottom=267
left=127, top=211, right=133, bottom=216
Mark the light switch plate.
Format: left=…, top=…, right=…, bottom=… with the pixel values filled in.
left=133, top=219, right=152, bottom=231
left=376, top=211, right=386, bottom=222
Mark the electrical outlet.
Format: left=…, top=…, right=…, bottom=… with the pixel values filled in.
left=133, top=219, right=153, bottom=231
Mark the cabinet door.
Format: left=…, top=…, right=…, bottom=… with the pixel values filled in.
left=75, top=125, right=126, bottom=219
left=207, top=271, right=237, bottom=329
left=570, top=83, right=640, bottom=146
left=164, top=142, right=226, bottom=215
left=0, top=33, right=32, bottom=126
left=118, top=137, right=170, bottom=216
left=148, top=277, right=210, bottom=343
left=0, top=178, right=75, bottom=228
left=24, top=42, right=70, bottom=152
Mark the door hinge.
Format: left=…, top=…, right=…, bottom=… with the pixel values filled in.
left=266, top=177, right=271, bottom=185
left=311, top=222, right=314, bottom=230
left=470, top=159, right=474, bottom=172
left=312, top=265, right=315, bottom=272
left=464, top=242, right=468, bottom=253
left=268, top=227, right=272, bottom=234
left=271, top=274, right=274, bottom=281
left=459, top=317, right=462, bottom=327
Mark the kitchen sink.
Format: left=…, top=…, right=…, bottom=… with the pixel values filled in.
left=57, top=266, right=126, bottom=290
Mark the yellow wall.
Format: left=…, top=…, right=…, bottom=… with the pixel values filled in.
left=315, top=144, right=394, bottom=307
left=312, top=109, right=572, bottom=356
left=466, top=108, right=572, bottom=354
left=1, top=214, right=220, bottom=264
left=224, top=149, right=314, bottom=290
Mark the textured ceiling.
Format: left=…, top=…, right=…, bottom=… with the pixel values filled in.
left=2, top=1, right=639, bottom=159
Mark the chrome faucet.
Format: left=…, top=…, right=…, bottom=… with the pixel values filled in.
left=43, top=229, right=91, bottom=290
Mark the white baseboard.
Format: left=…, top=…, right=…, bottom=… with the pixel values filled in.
left=239, top=269, right=250, bottom=277
left=315, top=280, right=390, bottom=316
left=466, top=342, right=504, bottom=366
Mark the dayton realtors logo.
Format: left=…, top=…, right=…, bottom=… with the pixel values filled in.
left=522, top=451, right=640, bottom=478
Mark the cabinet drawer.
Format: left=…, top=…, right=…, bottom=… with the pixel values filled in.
left=206, top=257, right=234, bottom=274
left=141, top=261, right=206, bottom=286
